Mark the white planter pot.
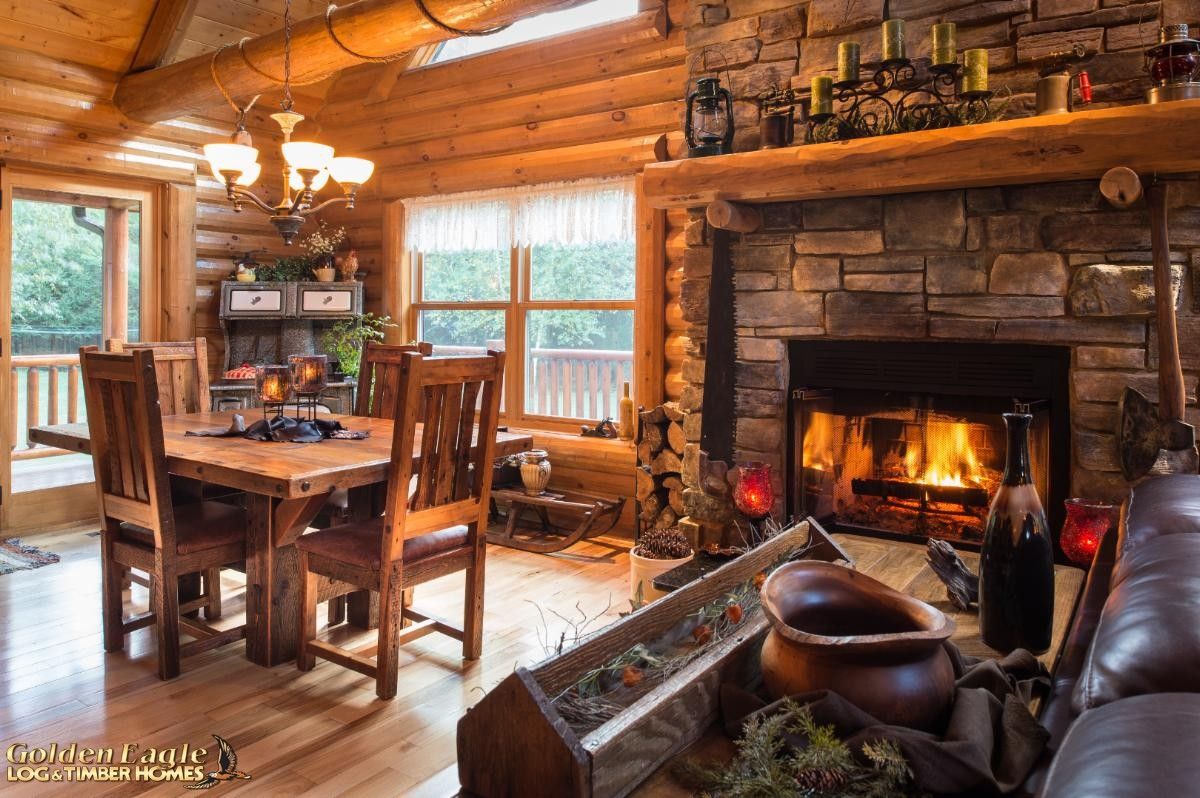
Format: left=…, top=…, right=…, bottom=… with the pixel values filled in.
left=629, top=548, right=692, bottom=605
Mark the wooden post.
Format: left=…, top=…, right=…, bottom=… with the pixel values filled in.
left=103, top=206, right=130, bottom=342
left=635, top=174, right=666, bottom=411
left=159, top=184, right=198, bottom=341
left=113, top=0, right=600, bottom=122
left=381, top=199, right=408, bottom=344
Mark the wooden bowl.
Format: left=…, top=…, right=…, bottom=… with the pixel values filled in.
left=760, top=560, right=956, bottom=730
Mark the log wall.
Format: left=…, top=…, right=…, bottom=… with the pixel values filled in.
left=0, top=42, right=303, bottom=375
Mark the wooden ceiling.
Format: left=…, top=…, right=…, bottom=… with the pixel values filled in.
left=0, top=0, right=330, bottom=77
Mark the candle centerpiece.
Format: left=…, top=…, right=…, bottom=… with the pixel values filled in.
left=802, top=18, right=994, bottom=145
left=288, top=355, right=328, bottom=422
left=256, top=365, right=291, bottom=421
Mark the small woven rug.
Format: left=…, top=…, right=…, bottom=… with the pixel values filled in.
left=0, top=537, right=60, bottom=575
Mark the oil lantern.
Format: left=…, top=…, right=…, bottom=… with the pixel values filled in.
left=1145, top=23, right=1200, bottom=103
left=685, top=77, right=734, bottom=158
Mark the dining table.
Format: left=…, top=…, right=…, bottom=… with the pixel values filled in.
left=29, top=411, right=533, bottom=666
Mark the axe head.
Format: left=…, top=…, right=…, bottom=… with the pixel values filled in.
left=1119, top=387, right=1198, bottom=481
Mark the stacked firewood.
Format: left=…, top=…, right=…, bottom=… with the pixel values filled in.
left=635, top=402, right=687, bottom=532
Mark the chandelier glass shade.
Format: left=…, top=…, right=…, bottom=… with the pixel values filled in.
left=203, top=0, right=374, bottom=245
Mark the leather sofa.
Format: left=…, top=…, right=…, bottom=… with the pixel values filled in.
left=1030, top=474, right=1200, bottom=796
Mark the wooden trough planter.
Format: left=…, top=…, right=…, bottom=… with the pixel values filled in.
left=457, top=520, right=851, bottom=797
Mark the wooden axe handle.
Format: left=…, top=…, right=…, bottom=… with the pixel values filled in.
left=1146, top=181, right=1187, bottom=423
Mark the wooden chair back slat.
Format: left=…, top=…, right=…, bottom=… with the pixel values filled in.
left=355, top=341, right=434, bottom=418
left=82, top=349, right=175, bottom=551
left=105, top=337, right=211, bottom=414
left=380, top=351, right=505, bottom=564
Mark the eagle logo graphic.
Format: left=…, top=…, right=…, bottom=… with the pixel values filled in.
left=185, top=735, right=252, bottom=790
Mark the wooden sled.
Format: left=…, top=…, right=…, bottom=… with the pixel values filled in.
left=487, top=488, right=627, bottom=553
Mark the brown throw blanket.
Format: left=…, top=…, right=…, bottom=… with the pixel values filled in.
left=721, top=643, right=1050, bottom=796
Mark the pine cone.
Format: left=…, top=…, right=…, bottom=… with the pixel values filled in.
left=794, top=767, right=850, bottom=793
left=635, top=527, right=693, bottom=560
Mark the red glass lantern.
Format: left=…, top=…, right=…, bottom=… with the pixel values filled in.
left=733, top=462, right=775, bottom=519
left=1145, top=24, right=1200, bottom=103
left=1060, top=498, right=1113, bottom=565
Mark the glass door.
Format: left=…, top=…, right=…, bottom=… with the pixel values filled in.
left=0, top=170, right=153, bottom=531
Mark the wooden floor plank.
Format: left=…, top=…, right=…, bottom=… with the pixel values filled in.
left=0, top=524, right=630, bottom=796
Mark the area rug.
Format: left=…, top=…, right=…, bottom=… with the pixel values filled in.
left=0, top=538, right=60, bottom=575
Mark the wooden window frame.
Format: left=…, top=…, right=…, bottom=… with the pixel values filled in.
left=409, top=245, right=638, bottom=433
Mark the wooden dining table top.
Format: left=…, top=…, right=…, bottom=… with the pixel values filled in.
left=29, top=412, right=534, bottom=500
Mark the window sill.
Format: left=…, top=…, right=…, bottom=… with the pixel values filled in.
left=504, top=426, right=636, bottom=462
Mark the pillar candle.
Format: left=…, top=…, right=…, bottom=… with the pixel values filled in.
left=882, top=19, right=906, bottom=62
left=963, top=48, right=989, bottom=93
left=811, top=75, right=834, bottom=117
left=931, top=22, right=957, bottom=66
left=837, top=41, right=861, bottom=84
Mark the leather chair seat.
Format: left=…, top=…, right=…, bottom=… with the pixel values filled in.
left=1073, top=532, right=1200, bottom=712
left=1042, top=693, right=1200, bottom=798
left=120, top=501, right=246, bottom=555
left=297, top=518, right=469, bottom=569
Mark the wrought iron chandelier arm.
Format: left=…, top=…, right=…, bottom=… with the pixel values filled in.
left=302, top=195, right=354, bottom=215
left=228, top=186, right=279, bottom=215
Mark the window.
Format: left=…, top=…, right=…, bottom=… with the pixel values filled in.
left=430, top=0, right=639, bottom=64
left=406, top=178, right=636, bottom=427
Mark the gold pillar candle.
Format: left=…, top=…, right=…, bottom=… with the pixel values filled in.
left=837, top=40, right=861, bottom=84
left=931, top=22, right=957, bottom=66
left=882, top=18, right=906, bottom=62
left=811, top=75, right=834, bottom=117
left=963, top=48, right=989, bottom=93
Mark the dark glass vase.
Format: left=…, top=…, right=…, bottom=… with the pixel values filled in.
left=978, top=413, right=1055, bottom=654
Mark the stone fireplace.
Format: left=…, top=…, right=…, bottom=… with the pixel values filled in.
left=677, top=183, right=1199, bottom=543
left=790, top=340, right=1069, bottom=545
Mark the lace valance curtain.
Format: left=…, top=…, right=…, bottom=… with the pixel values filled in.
left=403, top=176, right=636, bottom=253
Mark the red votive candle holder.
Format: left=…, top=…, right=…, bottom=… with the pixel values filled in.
left=734, top=461, right=775, bottom=519
left=1060, top=498, right=1113, bottom=565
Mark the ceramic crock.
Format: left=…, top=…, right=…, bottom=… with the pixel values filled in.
left=519, top=449, right=551, bottom=496
left=759, top=560, right=956, bottom=730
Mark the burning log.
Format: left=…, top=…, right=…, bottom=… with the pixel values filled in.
left=850, top=477, right=989, bottom=510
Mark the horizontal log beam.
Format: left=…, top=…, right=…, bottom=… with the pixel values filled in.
left=113, top=0, right=596, bottom=123
left=643, top=100, right=1200, bottom=209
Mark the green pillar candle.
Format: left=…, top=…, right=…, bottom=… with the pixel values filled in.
left=963, top=48, right=989, bottom=93
left=931, top=22, right=957, bottom=66
left=882, top=18, right=905, bottom=62
left=837, top=41, right=861, bottom=84
left=811, top=75, right=834, bottom=117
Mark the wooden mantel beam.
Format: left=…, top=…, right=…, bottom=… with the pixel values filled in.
left=643, top=100, right=1200, bottom=210
left=114, top=0, right=593, bottom=123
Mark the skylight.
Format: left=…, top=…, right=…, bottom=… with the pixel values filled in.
left=430, top=0, right=639, bottom=64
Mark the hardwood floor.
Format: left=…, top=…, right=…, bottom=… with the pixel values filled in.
left=0, top=525, right=631, bottom=796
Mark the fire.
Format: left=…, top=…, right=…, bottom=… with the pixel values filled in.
left=901, top=418, right=983, bottom=488
left=802, top=411, right=836, bottom=471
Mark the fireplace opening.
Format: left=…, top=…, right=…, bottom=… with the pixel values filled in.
left=788, top=341, right=1070, bottom=548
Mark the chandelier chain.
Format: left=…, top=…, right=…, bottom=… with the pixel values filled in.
left=411, top=0, right=513, bottom=37
left=324, top=5, right=405, bottom=62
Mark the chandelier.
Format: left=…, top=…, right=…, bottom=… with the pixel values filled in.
left=202, top=0, right=374, bottom=245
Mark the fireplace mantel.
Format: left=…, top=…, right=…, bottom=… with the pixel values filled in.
left=643, top=100, right=1200, bottom=210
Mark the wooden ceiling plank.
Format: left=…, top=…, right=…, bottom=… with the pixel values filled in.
left=130, top=0, right=201, bottom=73
left=113, top=0, right=599, bottom=122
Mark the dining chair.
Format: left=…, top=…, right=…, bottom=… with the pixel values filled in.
left=104, top=337, right=227, bottom=619
left=296, top=350, right=505, bottom=699
left=319, top=341, right=434, bottom=626
left=81, top=349, right=248, bottom=680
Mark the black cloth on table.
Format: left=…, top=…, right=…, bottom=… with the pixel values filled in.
left=184, top=414, right=368, bottom=443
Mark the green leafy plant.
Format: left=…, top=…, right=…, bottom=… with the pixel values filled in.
left=321, top=313, right=396, bottom=378
left=675, top=699, right=923, bottom=797
left=256, top=256, right=313, bottom=282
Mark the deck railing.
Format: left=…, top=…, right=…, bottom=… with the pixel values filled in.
left=431, top=344, right=633, bottom=420
left=10, top=354, right=82, bottom=459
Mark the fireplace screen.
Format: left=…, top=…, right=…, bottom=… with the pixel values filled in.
left=794, top=390, right=1051, bottom=544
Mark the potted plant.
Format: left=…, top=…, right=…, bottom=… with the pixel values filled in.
left=320, top=313, right=396, bottom=380
left=300, top=222, right=346, bottom=282
left=629, top=526, right=694, bottom=605
left=255, top=256, right=311, bottom=282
